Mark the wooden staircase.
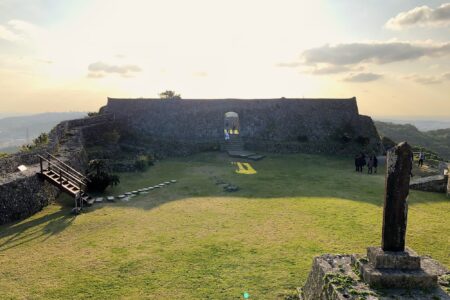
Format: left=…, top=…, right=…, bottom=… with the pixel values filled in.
left=38, top=152, right=93, bottom=213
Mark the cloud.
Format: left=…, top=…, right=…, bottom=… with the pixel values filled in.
left=386, top=3, right=450, bottom=29
left=0, top=20, right=43, bottom=42
left=308, top=64, right=351, bottom=75
left=276, top=62, right=302, bottom=68
left=342, top=72, right=383, bottom=83
left=87, top=61, right=142, bottom=78
left=404, top=73, right=450, bottom=84
left=300, top=41, right=450, bottom=66
left=193, top=71, right=208, bottom=77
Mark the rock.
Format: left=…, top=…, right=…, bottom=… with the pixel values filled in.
left=106, top=196, right=115, bottom=202
left=125, top=192, right=132, bottom=196
left=132, top=191, right=138, bottom=194
left=224, top=184, right=239, bottom=192
left=95, top=197, right=103, bottom=203
left=171, top=180, right=177, bottom=183
left=117, top=195, right=125, bottom=199
left=164, top=181, right=170, bottom=184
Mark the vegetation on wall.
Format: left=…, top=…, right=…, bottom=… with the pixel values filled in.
left=20, top=132, right=49, bottom=152
left=159, top=90, right=181, bottom=100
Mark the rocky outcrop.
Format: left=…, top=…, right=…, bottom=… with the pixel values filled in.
left=410, top=175, right=449, bottom=193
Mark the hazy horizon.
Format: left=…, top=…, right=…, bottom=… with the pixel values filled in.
left=1, top=1, right=449, bottom=116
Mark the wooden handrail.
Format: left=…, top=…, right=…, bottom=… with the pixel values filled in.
left=45, top=152, right=87, bottom=180
left=38, top=155, right=87, bottom=187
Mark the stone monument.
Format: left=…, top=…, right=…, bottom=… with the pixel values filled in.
left=301, top=142, right=450, bottom=299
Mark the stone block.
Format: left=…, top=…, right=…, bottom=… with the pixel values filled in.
left=95, top=197, right=103, bottom=203
left=367, top=247, right=420, bottom=270
left=301, top=254, right=449, bottom=300
left=360, top=261, right=437, bottom=289
left=107, top=196, right=114, bottom=201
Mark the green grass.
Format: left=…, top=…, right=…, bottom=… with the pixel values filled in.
left=0, top=152, right=448, bottom=299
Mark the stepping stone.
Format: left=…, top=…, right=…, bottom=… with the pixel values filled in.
left=247, top=154, right=265, bottom=161
left=159, top=184, right=165, bottom=187
left=164, top=181, right=170, bottom=185
left=148, top=187, right=154, bottom=190
left=95, top=197, right=103, bottom=203
left=132, top=191, right=138, bottom=194
left=117, top=195, right=125, bottom=199
left=125, top=192, right=132, bottom=196
left=107, top=196, right=115, bottom=202
left=154, top=186, right=161, bottom=188
left=170, top=180, right=177, bottom=183
left=141, top=192, right=149, bottom=194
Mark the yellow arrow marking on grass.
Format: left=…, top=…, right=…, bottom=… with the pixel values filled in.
left=232, top=162, right=257, bottom=175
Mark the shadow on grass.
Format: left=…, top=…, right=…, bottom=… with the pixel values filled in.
left=0, top=200, right=74, bottom=252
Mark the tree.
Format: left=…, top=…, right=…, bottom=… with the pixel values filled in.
left=86, top=159, right=120, bottom=192
left=159, top=90, right=181, bottom=100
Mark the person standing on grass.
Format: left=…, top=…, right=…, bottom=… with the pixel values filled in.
left=360, top=153, right=366, bottom=173
left=367, top=156, right=373, bottom=174
left=354, top=154, right=360, bottom=172
left=373, top=155, right=378, bottom=173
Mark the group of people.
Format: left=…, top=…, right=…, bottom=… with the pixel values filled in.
left=355, top=153, right=378, bottom=174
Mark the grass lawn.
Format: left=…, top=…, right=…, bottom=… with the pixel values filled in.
left=0, top=152, right=448, bottom=299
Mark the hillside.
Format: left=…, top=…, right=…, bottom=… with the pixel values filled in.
left=0, top=112, right=87, bottom=153
left=375, top=121, right=450, bottom=160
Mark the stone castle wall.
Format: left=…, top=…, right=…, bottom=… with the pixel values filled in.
left=0, top=119, right=88, bottom=225
left=103, top=97, right=382, bottom=155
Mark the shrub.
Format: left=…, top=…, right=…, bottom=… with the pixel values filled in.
left=20, top=132, right=49, bottom=152
left=86, top=159, right=120, bottom=192
left=135, top=155, right=149, bottom=171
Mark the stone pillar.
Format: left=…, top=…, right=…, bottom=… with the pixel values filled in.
left=360, top=142, right=440, bottom=289
left=382, top=142, right=412, bottom=252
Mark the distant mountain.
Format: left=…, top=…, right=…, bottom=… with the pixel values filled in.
left=374, top=121, right=450, bottom=160
left=375, top=118, right=450, bottom=131
left=0, top=112, right=87, bottom=153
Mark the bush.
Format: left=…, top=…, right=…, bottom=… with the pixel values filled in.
left=134, top=155, right=148, bottom=171
left=86, top=159, right=120, bottom=192
left=20, top=132, right=49, bottom=152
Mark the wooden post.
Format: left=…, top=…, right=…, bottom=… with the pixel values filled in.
left=382, top=142, right=413, bottom=252
left=39, top=157, right=43, bottom=173
left=59, top=169, right=63, bottom=189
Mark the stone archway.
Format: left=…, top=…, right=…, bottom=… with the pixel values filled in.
left=224, top=112, right=240, bottom=135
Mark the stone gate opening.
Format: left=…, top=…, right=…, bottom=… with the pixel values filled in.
left=224, top=112, right=240, bottom=135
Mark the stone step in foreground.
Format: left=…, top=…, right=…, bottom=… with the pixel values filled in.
left=300, top=253, right=449, bottom=300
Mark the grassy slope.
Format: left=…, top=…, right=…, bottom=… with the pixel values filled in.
left=0, top=152, right=448, bottom=299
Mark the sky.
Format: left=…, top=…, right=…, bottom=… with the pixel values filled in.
left=0, top=0, right=449, bottom=117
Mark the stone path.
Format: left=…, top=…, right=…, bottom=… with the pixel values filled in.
left=91, top=179, right=178, bottom=205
